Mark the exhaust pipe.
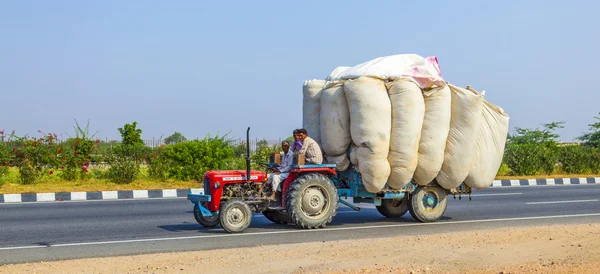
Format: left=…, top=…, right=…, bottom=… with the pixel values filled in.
left=246, top=127, right=251, bottom=184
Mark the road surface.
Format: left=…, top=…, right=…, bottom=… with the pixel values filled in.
left=1, top=184, right=599, bottom=265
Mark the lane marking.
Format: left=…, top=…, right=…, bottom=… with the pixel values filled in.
left=526, top=199, right=599, bottom=205
left=1, top=212, right=600, bottom=251
left=470, top=193, right=522, bottom=197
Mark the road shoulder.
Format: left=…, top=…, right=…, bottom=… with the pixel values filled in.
left=1, top=223, right=599, bottom=274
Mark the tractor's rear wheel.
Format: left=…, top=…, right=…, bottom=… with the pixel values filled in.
left=376, top=196, right=409, bottom=218
left=193, top=204, right=220, bottom=227
left=285, top=173, right=338, bottom=229
left=219, top=199, right=252, bottom=233
left=262, top=210, right=290, bottom=224
left=408, top=185, right=448, bottom=222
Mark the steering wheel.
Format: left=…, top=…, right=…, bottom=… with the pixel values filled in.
left=258, top=162, right=279, bottom=172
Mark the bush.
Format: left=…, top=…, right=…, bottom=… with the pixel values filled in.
left=558, top=145, right=590, bottom=174
left=163, top=135, right=235, bottom=181
left=558, top=145, right=600, bottom=174
left=105, top=122, right=149, bottom=184
left=588, top=148, right=600, bottom=174
left=503, top=144, right=558, bottom=176
left=504, top=144, right=540, bottom=176
left=538, top=144, right=559, bottom=175
left=106, top=144, right=147, bottom=184
left=251, top=144, right=280, bottom=168
left=146, top=145, right=169, bottom=181
left=8, top=133, right=59, bottom=184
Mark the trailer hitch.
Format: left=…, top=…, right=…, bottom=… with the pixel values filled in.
left=338, top=198, right=361, bottom=211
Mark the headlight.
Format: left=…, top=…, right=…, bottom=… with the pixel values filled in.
left=214, top=182, right=220, bottom=189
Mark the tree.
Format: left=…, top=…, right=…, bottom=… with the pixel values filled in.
left=118, top=122, right=144, bottom=147
left=164, top=131, right=187, bottom=145
left=508, top=121, right=565, bottom=145
left=576, top=112, right=600, bottom=148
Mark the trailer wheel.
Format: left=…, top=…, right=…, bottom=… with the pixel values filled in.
left=193, top=204, right=220, bottom=227
left=286, top=173, right=338, bottom=229
left=262, top=210, right=290, bottom=224
left=376, top=196, right=409, bottom=218
left=408, top=185, right=448, bottom=222
left=219, top=199, right=252, bottom=233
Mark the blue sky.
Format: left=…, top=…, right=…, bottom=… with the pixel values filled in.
left=1, top=0, right=598, bottom=142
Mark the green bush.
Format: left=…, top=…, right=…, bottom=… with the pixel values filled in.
left=106, top=144, right=147, bottom=184
left=146, top=145, right=169, bottom=181
left=558, top=145, right=600, bottom=174
left=503, top=144, right=557, bottom=176
left=251, top=144, right=280, bottom=167
left=538, top=144, right=559, bottom=175
left=558, top=145, right=590, bottom=174
left=163, top=135, right=235, bottom=181
left=504, top=144, right=540, bottom=176
left=588, top=148, right=600, bottom=174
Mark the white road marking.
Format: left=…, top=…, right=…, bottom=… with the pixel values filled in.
left=470, top=193, right=522, bottom=197
left=526, top=199, right=599, bottom=205
left=1, top=212, right=600, bottom=251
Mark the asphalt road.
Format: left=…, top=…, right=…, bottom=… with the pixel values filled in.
left=1, top=185, right=600, bottom=265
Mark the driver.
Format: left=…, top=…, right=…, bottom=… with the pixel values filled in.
left=267, top=140, right=293, bottom=200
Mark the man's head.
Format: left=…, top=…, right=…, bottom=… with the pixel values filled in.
left=297, top=128, right=308, bottom=140
left=281, top=140, right=290, bottom=153
left=293, top=129, right=302, bottom=141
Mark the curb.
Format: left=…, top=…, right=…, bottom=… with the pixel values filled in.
left=491, top=177, right=599, bottom=187
left=0, top=188, right=203, bottom=204
left=1, top=177, right=599, bottom=204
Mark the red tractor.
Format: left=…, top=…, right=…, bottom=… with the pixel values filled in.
left=188, top=128, right=467, bottom=233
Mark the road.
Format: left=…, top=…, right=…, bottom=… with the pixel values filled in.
left=1, top=185, right=600, bottom=265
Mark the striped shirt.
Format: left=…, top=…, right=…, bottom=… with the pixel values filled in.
left=298, top=136, right=323, bottom=164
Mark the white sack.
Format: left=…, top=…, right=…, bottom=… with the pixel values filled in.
left=465, top=99, right=510, bottom=189
left=327, top=154, right=350, bottom=171
left=386, top=80, right=425, bottom=189
left=302, top=79, right=326, bottom=144
left=320, top=83, right=352, bottom=156
left=344, top=77, right=392, bottom=192
left=436, top=84, right=484, bottom=189
left=328, top=54, right=445, bottom=88
left=413, top=85, right=452, bottom=186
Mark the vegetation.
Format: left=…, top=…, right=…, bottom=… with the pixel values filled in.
left=2, top=113, right=600, bottom=193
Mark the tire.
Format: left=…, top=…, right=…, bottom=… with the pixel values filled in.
left=285, top=173, right=338, bottom=229
left=262, top=210, right=290, bottom=224
left=219, top=199, right=253, bottom=233
left=376, top=196, right=409, bottom=218
left=408, top=185, right=448, bottom=222
left=193, top=204, right=220, bottom=227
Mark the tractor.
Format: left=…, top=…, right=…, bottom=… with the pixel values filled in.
left=187, top=127, right=471, bottom=233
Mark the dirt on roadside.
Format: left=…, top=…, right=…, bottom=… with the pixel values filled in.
left=1, top=223, right=599, bottom=274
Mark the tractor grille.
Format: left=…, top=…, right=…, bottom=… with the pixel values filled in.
left=203, top=178, right=211, bottom=196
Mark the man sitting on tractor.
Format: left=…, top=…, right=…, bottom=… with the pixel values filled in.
left=267, top=140, right=294, bottom=200
left=295, top=128, right=323, bottom=165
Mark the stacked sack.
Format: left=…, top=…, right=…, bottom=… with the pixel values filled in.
left=302, top=54, right=509, bottom=192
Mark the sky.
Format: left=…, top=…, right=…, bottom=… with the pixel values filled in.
left=1, top=0, right=599, bottom=142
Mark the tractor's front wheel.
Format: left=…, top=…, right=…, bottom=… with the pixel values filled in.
left=286, top=173, right=338, bottom=229
left=193, top=204, right=220, bottom=227
left=408, top=185, right=448, bottom=222
left=219, top=199, right=253, bottom=233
